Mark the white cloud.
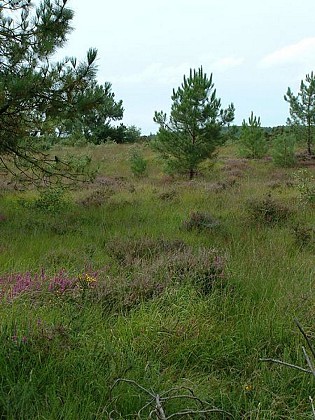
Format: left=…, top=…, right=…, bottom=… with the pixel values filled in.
left=110, top=63, right=190, bottom=85
left=110, top=56, right=244, bottom=86
left=260, top=37, right=315, bottom=67
left=211, top=56, right=245, bottom=72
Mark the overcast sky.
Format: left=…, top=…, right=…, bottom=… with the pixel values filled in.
left=62, top=0, right=315, bottom=134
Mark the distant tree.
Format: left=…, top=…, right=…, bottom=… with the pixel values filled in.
left=238, top=112, right=268, bottom=158
left=124, top=125, right=142, bottom=143
left=0, top=0, right=111, bottom=183
left=271, top=132, right=296, bottom=167
left=153, top=67, right=235, bottom=179
left=284, top=72, right=315, bottom=156
left=65, top=81, right=124, bottom=143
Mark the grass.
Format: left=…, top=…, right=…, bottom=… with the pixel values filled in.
left=0, top=143, right=315, bottom=418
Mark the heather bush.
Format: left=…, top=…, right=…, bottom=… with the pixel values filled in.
left=78, top=187, right=115, bottom=207
left=115, top=245, right=225, bottom=298
left=165, top=247, right=226, bottom=294
left=183, top=211, right=220, bottom=231
left=246, top=195, right=292, bottom=225
left=205, top=178, right=237, bottom=193
left=157, top=188, right=178, bottom=201
left=293, top=224, right=315, bottom=248
left=99, top=238, right=227, bottom=309
left=106, top=236, right=186, bottom=265
left=0, top=269, right=99, bottom=301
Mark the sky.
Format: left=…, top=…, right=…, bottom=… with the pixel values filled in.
left=61, top=0, right=315, bottom=134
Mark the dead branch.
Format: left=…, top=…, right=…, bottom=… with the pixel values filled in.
left=110, top=377, right=233, bottom=419
left=259, top=358, right=312, bottom=374
left=261, top=319, right=315, bottom=419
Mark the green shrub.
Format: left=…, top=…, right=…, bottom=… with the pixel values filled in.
left=19, top=187, right=69, bottom=214
left=129, top=149, right=147, bottom=177
left=34, top=187, right=69, bottom=214
left=272, top=133, right=296, bottom=167
left=293, top=169, right=315, bottom=204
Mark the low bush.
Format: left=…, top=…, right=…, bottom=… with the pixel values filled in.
left=78, top=188, right=114, bottom=207
left=157, top=188, right=178, bottom=201
left=183, top=211, right=220, bottom=231
left=106, top=236, right=186, bottom=265
left=0, top=269, right=99, bottom=301
left=293, top=169, right=315, bottom=205
left=166, top=247, right=226, bottom=294
left=129, top=148, right=147, bottom=177
left=246, top=195, right=292, bottom=225
left=293, top=224, right=315, bottom=248
left=19, top=187, right=69, bottom=214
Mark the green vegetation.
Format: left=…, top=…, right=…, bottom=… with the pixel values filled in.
left=129, top=146, right=148, bottom=177
left=2, top=3, right=315, bottom=419
left=238, top=112, right=268, bottom=159
left=0, top=142, right=315, bottom=418
left=285, top=71, right=315, bottom=156
left=271, top=132, right=296, bottom=167
left=0, top=0, right=121, bottom=183
left=64, top=82, right=124, bottom=144
left=153, top=67, right=235, bottom=179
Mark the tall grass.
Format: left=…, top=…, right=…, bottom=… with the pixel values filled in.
left=0, top=143, right=314, bottom=418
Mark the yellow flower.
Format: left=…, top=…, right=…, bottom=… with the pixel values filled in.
left=85, top=274, right=97, bottom=283
left=244, top=384, right=253, bottom=392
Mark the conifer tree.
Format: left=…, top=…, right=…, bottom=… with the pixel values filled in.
left=238, top=112, right=268, bottom=159
left=0, top=0, right=113, bottom=183
left=153, top=67, right=235, bottom=179
left=59, top=81, right=124, bottom=143
left=285, top=72, right=315, bottom=156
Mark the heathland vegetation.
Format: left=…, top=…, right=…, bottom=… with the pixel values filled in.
left=2, top=1, right=315, bottom=419
left=1, top=141, right=315, bottom=418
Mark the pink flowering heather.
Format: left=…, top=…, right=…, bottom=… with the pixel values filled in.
left=48, top=269, right=78, bottom=294
left=0, top=268, right=101, bottom=300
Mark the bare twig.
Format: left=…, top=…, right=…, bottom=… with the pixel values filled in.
left=302, top=346, right=315, bottom=378
left=137, top=399, right=156, bottom=418
left=309, top=396, right=315, bottom=418
left=261, top=319, right=315, bottom=419
left=167, top=408, right=233, bottom=419
left=155, top=394, right=167, bottom=420
left=110, top=377, right=233, bottom=419
left=295, top=318, right=315, bottom=361
left=111, top=378, right=155, bottom=399
left=260, top=358, right=312, bottom=374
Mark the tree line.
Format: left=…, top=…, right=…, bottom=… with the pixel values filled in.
left=1, top=0, right=314, bottom=182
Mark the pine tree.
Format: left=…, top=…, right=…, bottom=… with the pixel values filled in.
left=0, top=0, right=113, bottom=183
left=62, top=81, right=124, bottom=143
left=238, top=112, right=268, bottom=159
left=153, top=67, right=235, bottom=180
left=284, top=72, right=315, bottom=156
